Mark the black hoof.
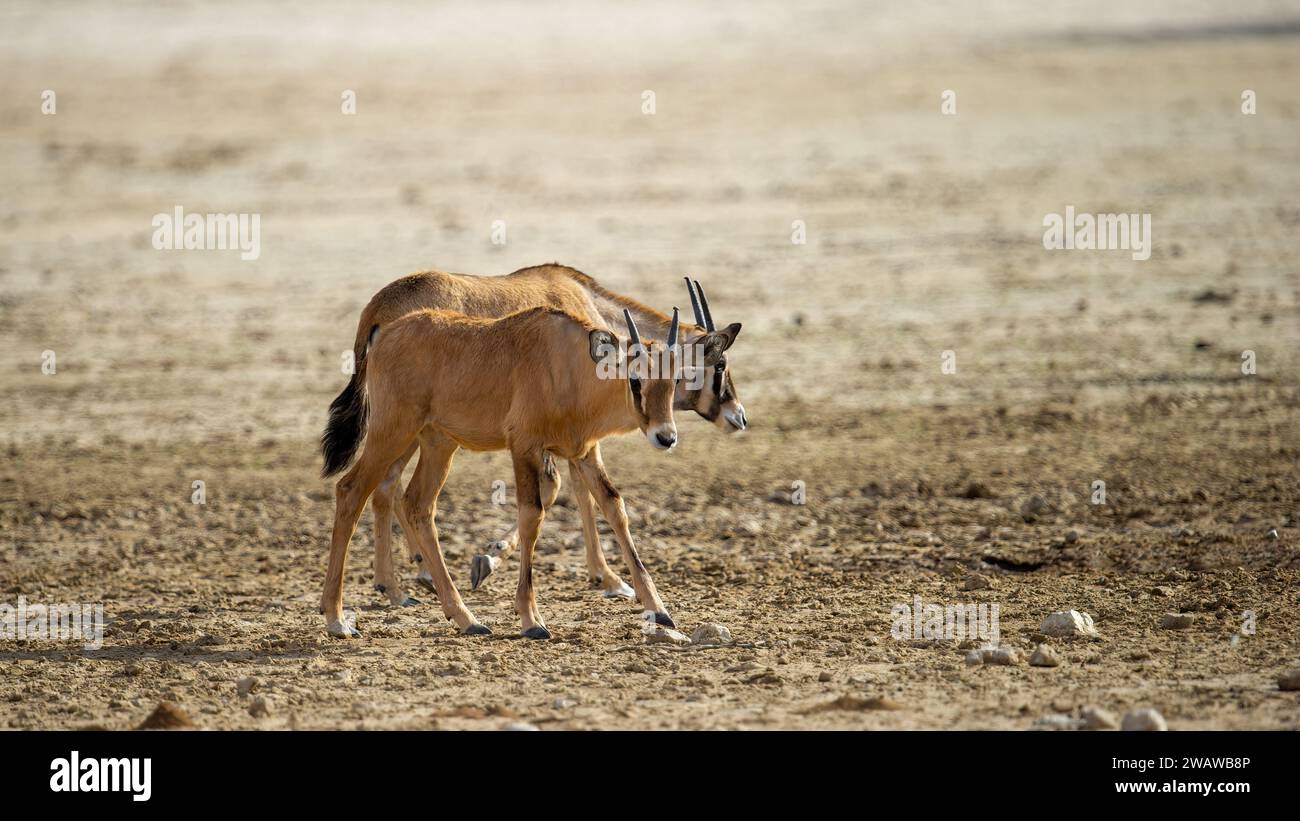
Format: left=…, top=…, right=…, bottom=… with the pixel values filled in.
left=462, top=623, right=492, bottom=636
left=401, top=596, right=421, bottom=607
left=374, top=583, right=387, bottom=594
left=521, top=626, right=552, bottom=641
left=654, top=612, right=675, bottom=628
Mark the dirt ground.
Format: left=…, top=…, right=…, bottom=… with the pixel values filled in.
left=2, top=1, right=1299, bottom=730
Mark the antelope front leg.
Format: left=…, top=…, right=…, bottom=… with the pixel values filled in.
left=511, top=448, right=550, bottom=639
left=402, top=432, right=490, bottom=635
left=321, top=430, right=416, bottom=638
left=470, top=452, right=560, bottom=590
left=568, top=457, right=633, bottom=599
left=574, top=447, right=673, bottom=627
left=371, top=443, right=419, bottom=606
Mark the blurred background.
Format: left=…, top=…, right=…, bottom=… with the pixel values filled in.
left=1, top=1, right=1297, bottom=729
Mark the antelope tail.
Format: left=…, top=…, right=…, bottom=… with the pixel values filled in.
left=320, top=325, right=378, bottom=478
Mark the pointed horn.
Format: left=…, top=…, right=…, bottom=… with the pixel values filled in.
left=622, top=308, right=642, bottom=352
left=684, top=276, right=706, bottom=327
left=667, top=307, right=679, bottom=349
left=693, top=280, right=715, bottom=331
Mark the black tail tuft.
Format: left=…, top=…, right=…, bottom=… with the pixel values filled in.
left=320, top=355, right=370, bottom=478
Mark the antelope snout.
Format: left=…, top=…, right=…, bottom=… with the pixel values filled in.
left=648, top=424, right=678, bottom=451
left=722, top=402, right=748, bottom=432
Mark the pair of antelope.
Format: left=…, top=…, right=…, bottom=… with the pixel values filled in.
left=319, top=264, right=745, bottom=639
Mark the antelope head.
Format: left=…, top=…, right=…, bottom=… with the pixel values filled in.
left=680, top=277, right=746, bottom=433
left=589, top=307, right=683, bottom=450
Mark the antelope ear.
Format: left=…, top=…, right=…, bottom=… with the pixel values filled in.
left=702, top=322, right=742, bottom=365
left=589, top=329, right=618, bottom=363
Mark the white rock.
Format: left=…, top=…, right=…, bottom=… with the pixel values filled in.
left=643, top=625, right=692, bottom=646
left=690, top=623, right=733, bottom=646
left=501, top=722, right=539, bottom=731
left=1121, top=708, right=1167, bottom=731
left=236, top=676, right=260, bottom=696
left=1081, top=705, right=1119, bottom=730
left=1034, top=713, right=1082, bottom=730
left=1039, top=610, right=1098, bottom=637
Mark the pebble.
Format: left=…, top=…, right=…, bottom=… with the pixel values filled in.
left=963, top=573, right=992, bottom=591
left=502, top=722, right=539, bottom=731
left=643, top=625, right=692, bottom=646
left=818, top=671, right=833, bottom=682
left=1029, top=644, right=1061, bottom=667
left=1039, top=610, right=1098, bottom=637
left=552, top=697, right=576, bottom=709
left=1121, top=708, right=1167, bottom=731
left=236, top=676, right=261, bottom=696
left=1081, top=706, right=1119, bottom=730
left=1278, top=670, right=1300, bottom=691
left=1034, top=713, right=1081, bottom=730
left=248, top=696, right=273, bottom=718
left=964, top=650, right=985, bottom=668
left=981, top=647, right=1021, bottom=665
left=690, top=623, right=733, bottom=646
left=1160, top=613, right=1195, bottom=630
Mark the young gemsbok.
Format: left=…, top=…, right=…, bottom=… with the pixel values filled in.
left=322, top=264, right=744, bottom=608
left=319, top=305, right=683, bottom=639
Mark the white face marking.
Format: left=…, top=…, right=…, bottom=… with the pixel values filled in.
left=722, top=402, right=747, bottom=432
left=646, top=423, right=678, bottom=450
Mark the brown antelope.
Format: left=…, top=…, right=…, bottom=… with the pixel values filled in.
left=319, top=305, right=683, bottom=638
left=322, top=264, right=744, bottom=608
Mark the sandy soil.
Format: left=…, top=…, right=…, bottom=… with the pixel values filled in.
left=1, top=0, right=1298, bottom=729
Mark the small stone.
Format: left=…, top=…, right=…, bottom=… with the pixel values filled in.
left=551, top=697, right=576, bottom=709
left=1029, top=644, right=1061, bottom=667
left=643, top=625, right=691, bottom=646
left=236, top=676, right=261, bottom=696
left=1034, top=713, right=1081, bottom=730
left=963, top=573, right=992, bottom=591
left=818, top=671, right=833, bottom=682
left=1160, top=613, right=1195, bottom=630
left=690, top=623, right=733, bottom=646
left=1039, top=610, right=1098, bottom=637
left=1149, top=586, right=1175, bottom=597
left=137, top=702, right=195, bottom=730
left=1267, top=529, right=1279, bottom=539
left=1121, top=708, right=1167, bottom=731
left=501, top=722, right=539, bottom=731
left=1081, top=705, right=1119, bottom=730
left=1064, top=529, right=1079, bottom=544
left=964, top=650, right=985, bottom=667
left=248, top=696, right=273, bottom=718
left=981, top=647, right=1021, bottom=665
left=1278, top=669, right=1300, bottom=691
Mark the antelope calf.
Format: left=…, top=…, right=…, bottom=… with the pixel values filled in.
left=324, top=264, right=744, bottom=606
left=319, top=305, right=683, bottom=639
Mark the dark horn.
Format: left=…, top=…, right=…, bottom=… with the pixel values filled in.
left=684, top=277, right=706, bottom=327
left=622, top=308, right=643, bottom=352
left=667, top=307, right=679, bottom=349
left=693, top=280, right=715, bottom=331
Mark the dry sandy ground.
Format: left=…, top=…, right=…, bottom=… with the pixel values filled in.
left=1, top=1, right=1299, bottom=729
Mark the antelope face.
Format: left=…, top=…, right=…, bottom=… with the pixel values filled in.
left=593, top=307, right=683, bottom=451
left=678, top=277, right=747, bottom=433
left=638, top=344, right=680, bottom=451
left=679, top=324, right=745, bottom=433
